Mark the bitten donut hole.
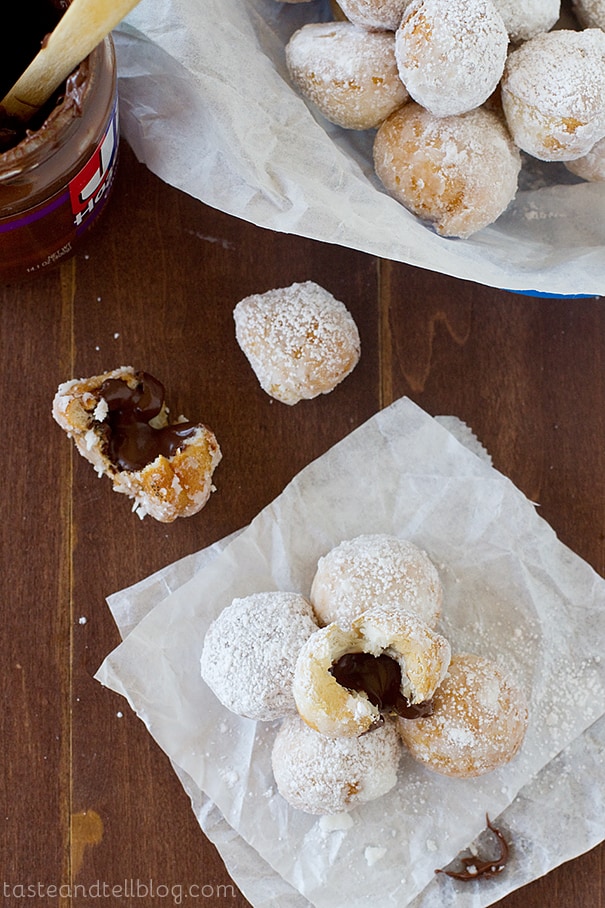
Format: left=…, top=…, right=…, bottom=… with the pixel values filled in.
left=329, top=651, right=434, bottom=722
left=293, top=605, right=450, bottom=737
left=95, top=372, right=198, bottom=472
left=52, top=367, right=222, bottom=523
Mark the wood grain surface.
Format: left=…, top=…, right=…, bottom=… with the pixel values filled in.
left=1, top=142, right=603, bottom=907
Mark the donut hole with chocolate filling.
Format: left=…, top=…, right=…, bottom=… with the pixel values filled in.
left=330, top=651, right=433, bottom=727
left=94, top=371, right=198, bottom=472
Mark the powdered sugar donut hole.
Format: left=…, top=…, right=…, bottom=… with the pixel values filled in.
left=501, top=29, right=605, bottom=162
left=200, top=592, right=318, bottom=721
left=397, top=653, right=529, bottom=778
left=373, top=102, right=521, bottom=238
left=572, top=0, right=605, bottom=28
left=394, top=0, right=508, bottom=118
left=286, top=22, right=409, bottom=130
left=335, top=0, right=411, bottom=31
left=565, top=135, right=605, bottom=181
left=292, top=607, right=451, bottom=738
left=310, top=534, right=443, bottom=628
left=271, top=714, right=402, bottom=814
left=492, top=0, right=561, bottom=43
left=233, top=281, right=360, bottom=405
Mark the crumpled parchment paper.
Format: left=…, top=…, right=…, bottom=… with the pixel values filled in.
left=112, top=0, right=605, bottom=297
left=96, top=398, right=605, bottom=908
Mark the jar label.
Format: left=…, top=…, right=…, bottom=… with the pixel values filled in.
left=70, top=100, right=119, bottom=230
left=0, top=98, right=119, bottom=279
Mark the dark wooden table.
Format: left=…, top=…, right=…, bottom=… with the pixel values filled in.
left=1, top=141, right=603, bottom=907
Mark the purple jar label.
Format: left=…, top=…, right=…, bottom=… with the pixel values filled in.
left=0, top=99, right=119, bottom=280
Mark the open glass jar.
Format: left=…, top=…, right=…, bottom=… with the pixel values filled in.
left=0, top=34, right=119, bottom=282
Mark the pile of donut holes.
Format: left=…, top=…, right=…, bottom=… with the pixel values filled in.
left=200, top=534, right=529, bottom=816
left=281, top=0, right=605, bottom=237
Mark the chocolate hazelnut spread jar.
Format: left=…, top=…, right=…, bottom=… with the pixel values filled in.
left=0, top=35, right=119, bottom=282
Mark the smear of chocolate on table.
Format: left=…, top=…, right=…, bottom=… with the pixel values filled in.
left=435, top=814, right=510, bottom=881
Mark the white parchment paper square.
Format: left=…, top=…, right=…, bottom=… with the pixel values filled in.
left=97, top=397, right=605, bottom=907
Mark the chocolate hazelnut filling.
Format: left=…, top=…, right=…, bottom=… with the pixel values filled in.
left=329, top=652, right=433, bottom=721
left=96, top=371, right=198, bottom=472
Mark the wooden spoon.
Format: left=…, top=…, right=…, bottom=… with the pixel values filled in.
left=0, top=0, right=142, bottom=123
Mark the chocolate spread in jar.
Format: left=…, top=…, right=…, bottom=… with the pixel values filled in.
left=0, top=2, right=118, bottom=282
left=96, top=372, right=199, bottom=472
left=0, top=0, right=67, bottom=151
left=330, top=652, right=434, bottom=721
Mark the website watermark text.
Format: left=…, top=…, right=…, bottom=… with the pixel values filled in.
left=2, top=880, right=236, bottom=904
